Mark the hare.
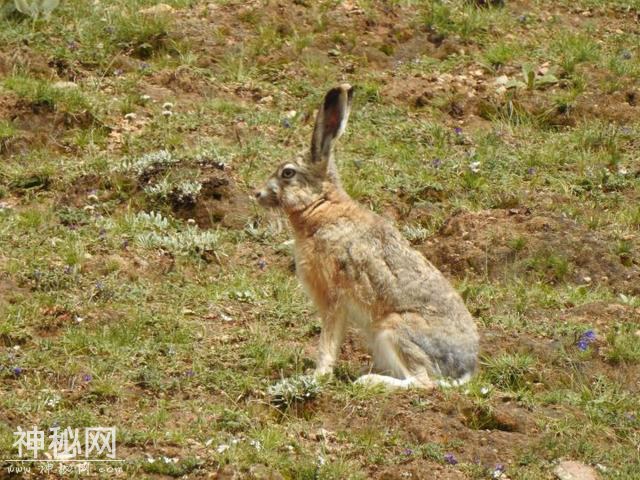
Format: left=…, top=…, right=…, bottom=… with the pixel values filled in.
left=255, top=84, right=479, bottom=389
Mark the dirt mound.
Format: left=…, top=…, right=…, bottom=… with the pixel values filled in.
left=171, top=172, right=251, bottom=230
left=318, top=390, right=532, bottom=479
left=421, top=208, right=640, bottom=294
left=0, top=92, right=95, bottom=155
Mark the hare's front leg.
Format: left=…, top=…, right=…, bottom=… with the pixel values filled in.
left=315, top=313, right=347, bottom=376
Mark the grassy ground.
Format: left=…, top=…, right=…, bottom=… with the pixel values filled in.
left=0, top=0, right=639, bottom=478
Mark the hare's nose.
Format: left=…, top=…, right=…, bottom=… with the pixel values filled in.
left=254, top=190, right=262, bottom=199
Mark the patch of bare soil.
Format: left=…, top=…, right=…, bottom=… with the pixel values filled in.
left=421, top=208, right=640, bottom=294
left=0, top=47, right=55, bottom=78
left=317, top=390, right=535, bottom=479
left=171, top=171, right=252, bottom=230
left=0, top=274, right=24, bottom=308
left=0, top=92, right=95, bottom=156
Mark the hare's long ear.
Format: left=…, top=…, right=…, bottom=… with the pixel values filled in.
left=310, top=83, right=354, bottom=170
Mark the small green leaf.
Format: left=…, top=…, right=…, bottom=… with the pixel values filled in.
left=505, top=79, right=526, bottom=89
left=537, top=74, right=559, bottom=86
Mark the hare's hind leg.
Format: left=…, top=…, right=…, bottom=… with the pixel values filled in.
left=356, top=324, right=436, bottom=390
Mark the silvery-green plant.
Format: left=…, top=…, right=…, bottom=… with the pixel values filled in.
left=267, top=375, right=321, bottom=409
left=129, top=211, right=170, bottom=231
left=136, top=227, right=220, bottom=257
left=145, top=179, right=203, bottom=202
left=117, top=150, right=179, bottom=176
left=13, top=0, right=59, bottom=20
left=144, top=178, right=173, bottom=198
left=401, top=224, right=431, bottom=243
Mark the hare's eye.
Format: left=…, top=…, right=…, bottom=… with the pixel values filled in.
left=281, top=168, right=296, bottom=179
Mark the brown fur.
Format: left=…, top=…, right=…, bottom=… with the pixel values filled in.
left=255, top=84, right=479, bottom=389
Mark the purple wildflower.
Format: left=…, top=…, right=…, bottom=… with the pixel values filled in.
left=526, top=167, right=536, bottom=176
left=82, top=374, right=92, bottom=382
left=492, top=464, right=505, bottom=478
left=113, top=68, right=124, bottom=77
left=257, top=258, right=267, bottom=271
left=577, top=330, right=596, bottom=351
left=431, top=158, right=442, bottom=169
left=12, top=367, right=23, bottom=377
left=403, top=448, right=413, bottom=456
left=454, top=127, right=463, bottom=135
left=281, top=118, right=292, bottom=129
left=67, top=41, right=79, bottom=51
left=444, top=453, right=457, bottom=465
left=139, top=62, right=150, bottom=71
left=184, top=369, right=195, bottom=377
left=621, top=50, right=632, bottom=60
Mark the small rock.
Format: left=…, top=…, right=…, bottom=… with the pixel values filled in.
left=495, top=75, right=509, bottom=85
left=52, top=81, right=78, bottom=89
left=140, top=3, right=175, bottom=15
left=248, top=464, right=284, bottom=480
left=554, top=460, right=599, bottom=480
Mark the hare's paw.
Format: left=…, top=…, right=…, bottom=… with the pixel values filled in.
left=355, top=374, right=436, bottom=390
left=355, top=374, right=411, bottom=389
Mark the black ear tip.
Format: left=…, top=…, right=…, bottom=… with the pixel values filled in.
left=324, top=84, right=355, bottom=108
left=324, top=87, right=342, bottom=109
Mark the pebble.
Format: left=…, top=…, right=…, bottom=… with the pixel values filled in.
left=554, top=460, right=599, bottom=480
left=140, top=3, right=175, bottom=15
left=52, top=81, right=78, bottom=89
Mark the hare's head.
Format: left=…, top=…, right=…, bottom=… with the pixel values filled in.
left=254, top=84, right=354, bottom=213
